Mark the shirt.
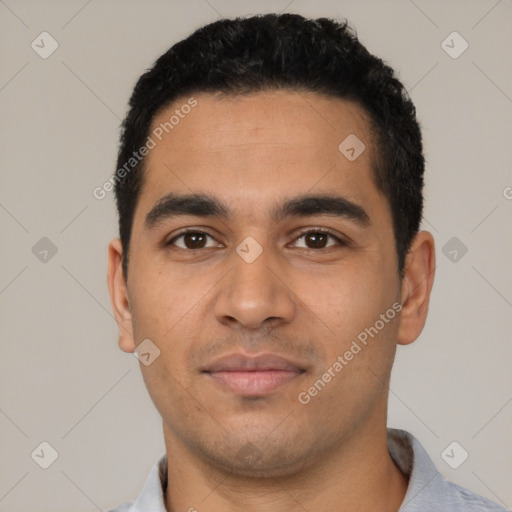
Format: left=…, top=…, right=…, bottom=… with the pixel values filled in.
left=108, top=428, right=508, bottom=511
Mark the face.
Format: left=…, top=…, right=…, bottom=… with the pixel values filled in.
left=108, top=90, right=434, bottom=478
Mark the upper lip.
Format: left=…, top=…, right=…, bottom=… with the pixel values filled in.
left=202, top=352, right=305, bottom=373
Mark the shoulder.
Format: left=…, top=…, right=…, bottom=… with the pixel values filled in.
left=434, top=478, right=509, bottom=512
left=409, top=476, right=510, bottom=511
left=104, top=453, right=168, bottom=512
left=387, top=428, right=508, bottom=512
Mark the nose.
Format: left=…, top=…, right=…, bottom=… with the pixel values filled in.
left=214, top=240, right=296, bottom=331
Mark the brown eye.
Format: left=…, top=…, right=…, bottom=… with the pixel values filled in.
left=183, top=232, right=207, bottom=249
left=304, top=232, right=329, bottom=249
left=168, top=231, right=218, bottom=250
left=293, top=230, right=344, bottom=250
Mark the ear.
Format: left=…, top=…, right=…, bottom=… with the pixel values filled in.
left=107, top=238, right=136, bottom=353
left=397, top=231, right=436, bottom=346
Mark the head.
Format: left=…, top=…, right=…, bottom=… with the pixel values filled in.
left=114, top=14, right=425, bottom=279
left=108, top=13, right=435, bottom=478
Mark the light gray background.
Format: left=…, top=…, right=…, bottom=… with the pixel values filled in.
left=1, top=0, right=511, bottom=510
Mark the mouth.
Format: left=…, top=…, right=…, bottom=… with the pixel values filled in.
left=202, top=352, right=306, bottom=397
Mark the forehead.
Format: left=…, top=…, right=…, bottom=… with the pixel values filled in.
left=149, top=90, right=373, bottom=158
left=136, top=90, right=383, bottom=222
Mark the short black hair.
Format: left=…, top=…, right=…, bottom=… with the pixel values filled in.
left=114, top=13, right=424, bottom=278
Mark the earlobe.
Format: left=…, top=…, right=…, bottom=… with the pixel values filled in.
left=107, top=238, right=136, bottom=353
left=397, top=231, right=436, bottom=346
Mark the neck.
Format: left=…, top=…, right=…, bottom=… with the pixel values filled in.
left=163, top=418, right=408, bottom=512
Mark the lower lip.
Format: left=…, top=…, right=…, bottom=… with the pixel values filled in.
left=206, top=370, right=302, bottom=396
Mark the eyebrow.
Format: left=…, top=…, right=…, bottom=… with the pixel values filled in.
left=144, top=192, right=370, bottom=229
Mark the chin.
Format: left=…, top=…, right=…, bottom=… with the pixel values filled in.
left=196, top=436, right=317, bottom=480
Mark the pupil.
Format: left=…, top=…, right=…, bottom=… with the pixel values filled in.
left=307, top=233, right=326, bottom=248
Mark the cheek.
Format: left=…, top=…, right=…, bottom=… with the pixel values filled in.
left=128, top=264, right=211, bottom=375
left=297, top=258, right=394, bottom=328
left=129, top=262, right=200, bottom=337
left=298, top=266, right=399, bottom=411
left=139, top=357, right=196, bottom=434
left=297, top=259, right=400, bottom=388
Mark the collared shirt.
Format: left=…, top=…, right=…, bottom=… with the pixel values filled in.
left=108, top=428, right=508, bottom=511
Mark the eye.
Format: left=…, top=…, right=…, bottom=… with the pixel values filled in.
left=291, top=229, right=345, bottom=250
left=167, top=230, right=221, bottom=250
left=166, top=228, right=346, bottom=252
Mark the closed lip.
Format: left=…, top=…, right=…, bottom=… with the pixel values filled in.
left=201, top=352, right=306, bottom=373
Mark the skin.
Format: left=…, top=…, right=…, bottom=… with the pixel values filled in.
left=108, top=90, right=435, bottom=512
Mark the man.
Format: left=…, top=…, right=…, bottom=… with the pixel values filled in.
left=106, top=13, right=506, bottom=512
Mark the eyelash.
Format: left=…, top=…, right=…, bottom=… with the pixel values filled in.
left=166, top=228, right=347, bottom=252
